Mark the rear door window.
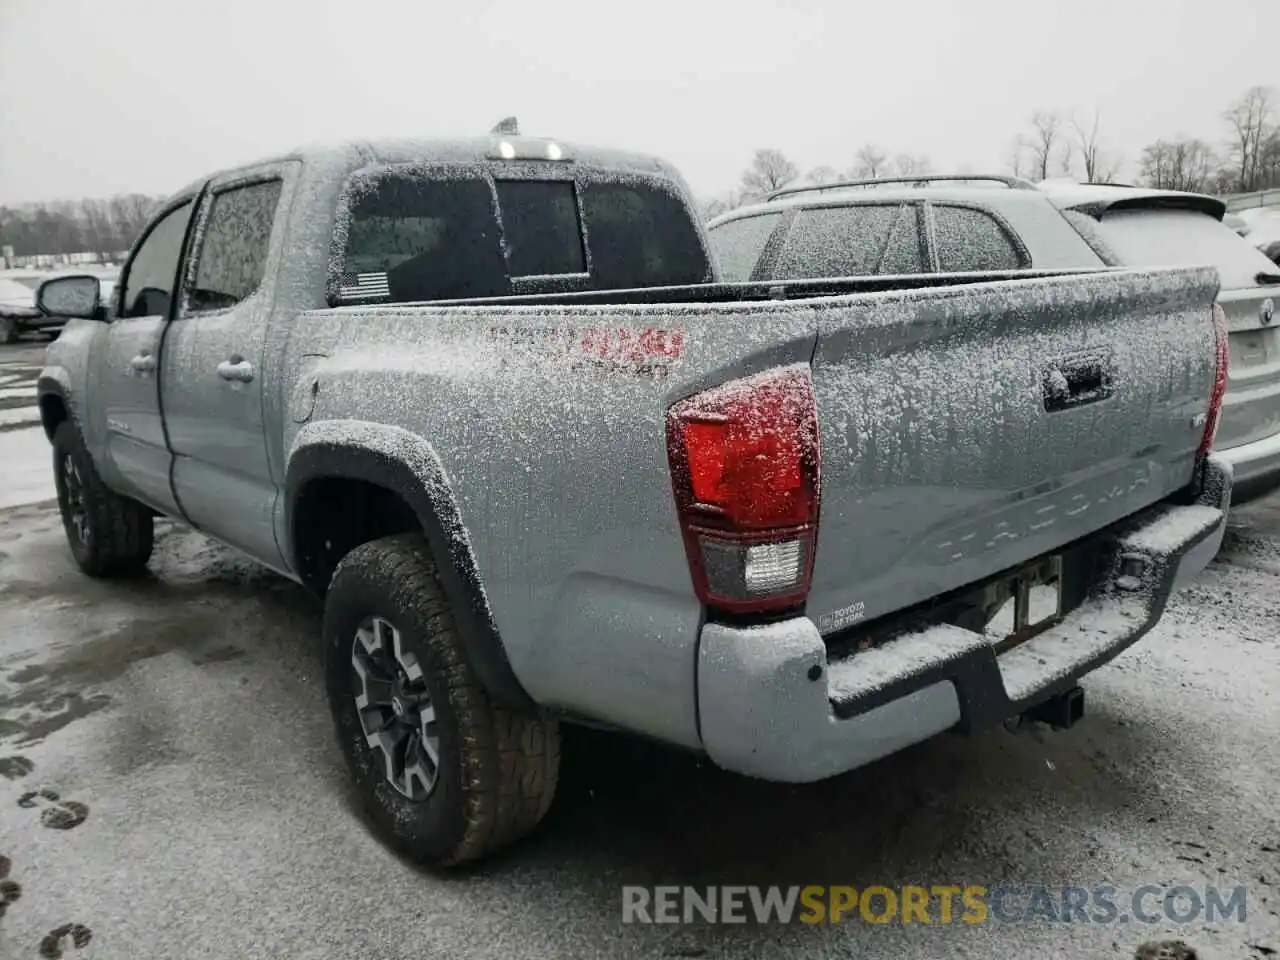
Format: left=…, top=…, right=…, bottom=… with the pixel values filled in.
left=931, top=204, right=1025, bottom=271
left=771, top=204, right=925, bottom=279
left=188, top=180, right=282, bottom=313
left=1084, top=208, right=1279, bottom=290
left=707, top=213, right=782, bottom=282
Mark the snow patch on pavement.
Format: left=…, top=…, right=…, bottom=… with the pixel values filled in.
left=0, top=427, right=53, bottom=509
left=0, top=406, right=41, bottom=427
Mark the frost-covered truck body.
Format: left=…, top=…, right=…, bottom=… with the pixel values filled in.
left=35, top=133, right=1232, bottom=864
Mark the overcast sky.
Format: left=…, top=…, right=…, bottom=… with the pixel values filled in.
left=0, top=0, right=1274, bottom=204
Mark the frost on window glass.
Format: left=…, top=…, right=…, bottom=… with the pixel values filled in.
left=41, top=277, right=99, bottom=317
left=879, top=205, right=926, bottom=275
left=343, top=174, right=508, bottom=303
left=580, top=181, right=710, bottom=289
left=707, top=213, right=782, bottom=282
left=123, top=202, right=193, bottom=318
left=189, top=181, right=282, bottom=312
left=772, top=204, right=923, bottom=279
left=1091, top=208, right=1279, bottom=290
left=495, top=180, right=585, bottom=277
left=932, top=205, right=1024, bottom=272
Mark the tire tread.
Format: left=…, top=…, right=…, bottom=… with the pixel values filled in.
left=327, top=534, right=559, bottom=865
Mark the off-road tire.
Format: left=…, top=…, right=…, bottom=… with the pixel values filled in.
left=0, top=317, right=18, bottom=344
left=51, top=420, right=154, bottom=576
left=323, top=533, right=560, bottom=866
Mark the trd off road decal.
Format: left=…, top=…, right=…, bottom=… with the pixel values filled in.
left=487, top=325, right=685, bottom=377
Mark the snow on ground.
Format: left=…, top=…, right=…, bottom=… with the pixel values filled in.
left=0, top=409, right=41, bottom=429
left=0, top=429, right=53, bottom=509
left=0, top=341, right=1276, bottom=959
left=0, top=345, right=54, bottom=510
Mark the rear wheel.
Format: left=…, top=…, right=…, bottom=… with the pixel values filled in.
left=323, top=534, right=560, bottom=866
left=51, top=421, right=154, bottom=576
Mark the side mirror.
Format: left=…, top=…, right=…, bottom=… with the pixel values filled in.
left=37, top=275, right=101, bottom=320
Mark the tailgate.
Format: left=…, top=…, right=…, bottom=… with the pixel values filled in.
left=806, top=266, right=1220, bottom=634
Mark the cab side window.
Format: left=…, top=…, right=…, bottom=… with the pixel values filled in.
left=122, top=201, right=194, bottom=318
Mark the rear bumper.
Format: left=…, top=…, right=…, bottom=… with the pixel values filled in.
left=696, top=456, right=1232, bottom=783
left=1216, top=431, right=1280, bottom=504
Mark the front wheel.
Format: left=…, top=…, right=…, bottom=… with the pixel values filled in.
left=51, top=420, right=154, bottom=577
left=323, top=534, right=560, bottom=866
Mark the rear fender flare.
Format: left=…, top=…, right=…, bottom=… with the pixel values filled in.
left=285, top=420, right=535, bottom=713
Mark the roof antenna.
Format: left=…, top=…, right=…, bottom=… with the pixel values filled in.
left=490, top=116, right=520, bottom=136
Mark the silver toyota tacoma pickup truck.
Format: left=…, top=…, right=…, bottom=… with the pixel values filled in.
left=33, top=131, right=1232, bottom=866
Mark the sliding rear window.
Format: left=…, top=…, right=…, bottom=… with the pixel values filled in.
left=495, top=180, right=585, bottom=277
left=335, top=168, right=711, bottom=304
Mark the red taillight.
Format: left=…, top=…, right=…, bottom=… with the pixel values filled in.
left=1200, top=303, right=1229, bottom=457
left=666, top=365, right=821, bottom=613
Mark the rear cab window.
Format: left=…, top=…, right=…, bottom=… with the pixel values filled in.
left=494, top=180, right=585, bottom=277
left=1070, top=208, right=1279, bottom=290
left=333, top=165, right=711, bottom=304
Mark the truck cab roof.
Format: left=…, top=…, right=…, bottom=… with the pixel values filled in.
left=172, top=135, right=682, bottom=201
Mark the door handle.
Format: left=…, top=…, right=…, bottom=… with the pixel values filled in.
left=216, top=358, right=255, bottom=383
left=129, top=353, right=156, bottom=374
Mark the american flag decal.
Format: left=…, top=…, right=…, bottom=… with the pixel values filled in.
left=338, top=271, right=390, bottom=301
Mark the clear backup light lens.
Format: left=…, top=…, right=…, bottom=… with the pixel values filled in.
left=698, top=535, right=810, bottom=602
left=498, top=141, right=517, bottom=160
left=744, top=540, right=804, bottom=594
left=546, top=142, right=563, bottom=160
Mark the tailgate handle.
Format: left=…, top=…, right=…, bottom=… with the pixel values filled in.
left=1042, top=353, right=1113, bottom=412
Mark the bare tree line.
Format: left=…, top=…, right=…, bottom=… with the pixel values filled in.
left=9, top=85, right=1277, bottom=241
left=702, top=145, right=935, bottom=220
left=1009, top=86, right=1280, bottom=194
left=0, top=194, right=164, bottom=263
left=1006, top=109, right=1124, bottom=184
left=702, top=85, right=1279, bottom=221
